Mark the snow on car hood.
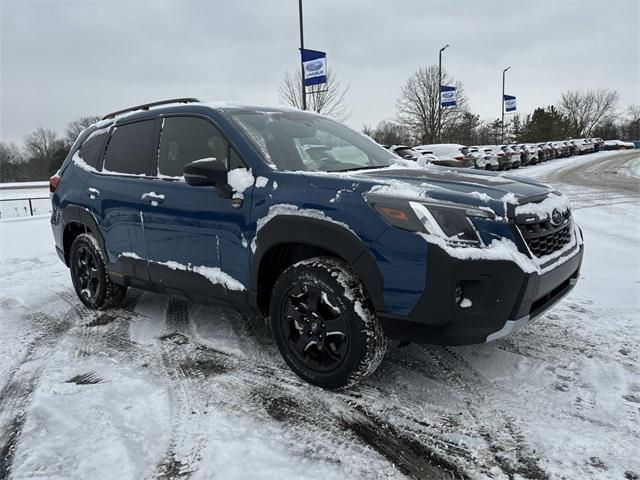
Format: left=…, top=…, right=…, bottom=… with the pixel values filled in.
left=309, top=166, right=557, bottom=218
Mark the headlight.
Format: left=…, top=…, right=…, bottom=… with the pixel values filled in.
left=365, top=194, right=493, bottom=247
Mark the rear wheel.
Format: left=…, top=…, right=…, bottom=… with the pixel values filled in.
left=70, top=233, right=127, bottom=310
left=270, top=257, right=387, bottom=389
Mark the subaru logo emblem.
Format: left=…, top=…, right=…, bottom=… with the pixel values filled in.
left=550, top=209, right=563, bottom=226
left=305, top=60, right=323, bottom=72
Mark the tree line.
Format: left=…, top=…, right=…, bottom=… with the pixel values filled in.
left=2, top=69, right=638, bottom=183
left=278, top=65, right=639, bottom=147
left=0, top=116, right=99, bottom=183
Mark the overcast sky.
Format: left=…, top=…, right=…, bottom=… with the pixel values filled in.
left=1, top=0, right=638, bottom=143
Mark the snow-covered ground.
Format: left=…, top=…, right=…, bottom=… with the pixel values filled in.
left=0, top=151, right=638, bottom=479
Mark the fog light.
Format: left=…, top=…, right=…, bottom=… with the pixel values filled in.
left=454, top=285, right=464, bottom=305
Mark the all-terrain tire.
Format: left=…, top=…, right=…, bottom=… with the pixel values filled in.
left=270, top=256, right=388, bottom=389
left=69, top=233, right=127, bottom=310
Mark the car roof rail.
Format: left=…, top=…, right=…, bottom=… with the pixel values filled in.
left=101, top=98, right=201, bottom=120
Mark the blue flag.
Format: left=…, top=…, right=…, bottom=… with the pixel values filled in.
left=440, top=85, right=457, bottom=108
left=504, top=94, right=517, bottom=113
left=300, top=49, right=327, bottom=87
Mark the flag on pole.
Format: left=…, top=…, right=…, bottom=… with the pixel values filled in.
left=504, top=94, right=517, bottom=113
left=300, top=48, right=327, bottom=87
left=440, top=85, right=457, bottom=108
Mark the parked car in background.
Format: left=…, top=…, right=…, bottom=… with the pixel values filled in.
left=551, top=142, right=568, bottom=158
left=500, top=145, right=521, bottom=168
left=481, top=145, right=513, bottom=170
left=604, top=139, right=636, bottom=150
left=512, top=144, right=536, bottom=166
left=522, top=144, right=540, bottom=164
left=469, top=147, right=500, bottom=170
left=415, top=144, right=475, bottom=168
left=386, top=145, right=436, bottom=166
left=387, top=145, right=421, bottom=161
left=571, top=139, right=591, bottom=155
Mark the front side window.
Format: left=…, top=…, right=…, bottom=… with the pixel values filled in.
left=157, top=116, right=235, bottom=177
left=230, top=111, right=395, bottom=172
left=103, top=120, right=155, bottom=175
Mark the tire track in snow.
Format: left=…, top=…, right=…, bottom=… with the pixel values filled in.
left=0, top=307, right=75, bottom=480
left=152, top=299, right=212, bottom=479
left=403, top=345, right=550, bottom=478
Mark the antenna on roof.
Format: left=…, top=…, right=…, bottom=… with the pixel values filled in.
left=101, top=98, right=200, bottom=120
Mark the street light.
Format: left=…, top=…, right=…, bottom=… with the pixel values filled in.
left=501, top=66, right=511, bottom=143
left=437, top=44, right=450, bottom=143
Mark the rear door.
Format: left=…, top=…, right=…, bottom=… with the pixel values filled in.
left=141, top=115, right=253, bottom=299
left=86, top=119, right=158, bottom=283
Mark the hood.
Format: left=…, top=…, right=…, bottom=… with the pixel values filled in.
left=304, top=165, right=555, bottom=218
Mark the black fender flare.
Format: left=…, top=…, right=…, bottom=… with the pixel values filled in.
left=250, top=215, right=385, bottom=312
left=61, top=204, right=106, bottom=263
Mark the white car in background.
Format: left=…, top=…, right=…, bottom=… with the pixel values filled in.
left=414, top=144, right=475, bottom=168
left=570, top=139, right=591, bottom=155
left=468, top=146, right=500, bottom=170
left=386, top=145, right=436, bottom=166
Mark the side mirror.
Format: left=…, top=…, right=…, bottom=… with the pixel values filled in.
left=184, top=158, right=227, bottom=187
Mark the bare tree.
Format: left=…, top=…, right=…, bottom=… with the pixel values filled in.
left=558, top=89, right=619, bottom=137
left=65, top=115, right=101, bottom=147
left=24, top=127, right=62, bottom=179
left=279, top=69, right=350, bottom=121
left=362, top=120, right=414, bottom=146
left=396, top=66, right=468, bottom=145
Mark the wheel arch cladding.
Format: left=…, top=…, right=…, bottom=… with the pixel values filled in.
left=62, top=205, right=106, bottom=265
left=251, top=216, right=384, bottom=316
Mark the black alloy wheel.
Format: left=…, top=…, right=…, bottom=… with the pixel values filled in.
left=281, top=283, right=349, bottom=373
left=73, top=244, right=101, bottom=303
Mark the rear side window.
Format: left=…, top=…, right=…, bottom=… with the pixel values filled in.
left=103, top=120, right=155, bottom=175
left=158, top=116, right=242, bottom=177
left=77, top=128, right=109, bottom=170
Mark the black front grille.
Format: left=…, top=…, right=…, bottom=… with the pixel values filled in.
left=517, top=212, right=573, bottom=257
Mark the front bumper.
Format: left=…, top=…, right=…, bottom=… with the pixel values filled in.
left=379, top=243, right=583, bottom=345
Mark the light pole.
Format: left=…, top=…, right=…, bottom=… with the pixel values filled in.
left=298, top=0, right=307, bottom=110
left=437, top=44, right=449, bottom=143
left=501, top=66, right=511, bottom=143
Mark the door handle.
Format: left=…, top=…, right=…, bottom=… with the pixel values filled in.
left=141, top=192, right=165, bottom=205
left=87, top=187, right=100, bottom=198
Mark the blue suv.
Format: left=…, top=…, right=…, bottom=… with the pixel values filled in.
left=50, top=98, right=584, bottom=388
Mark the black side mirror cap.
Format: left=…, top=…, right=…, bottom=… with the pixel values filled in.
left=184, top=158, right=227, bottom=187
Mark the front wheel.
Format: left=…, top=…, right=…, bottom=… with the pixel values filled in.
left=270, top=257, right=388, bottom=389
left=70, top=233, right=127, bottom=310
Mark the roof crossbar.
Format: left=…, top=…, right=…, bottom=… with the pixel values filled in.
left=101, top=98, right=201, bottom=120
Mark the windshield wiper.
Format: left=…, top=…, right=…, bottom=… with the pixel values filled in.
left=334, top=165, right=388, bottom=173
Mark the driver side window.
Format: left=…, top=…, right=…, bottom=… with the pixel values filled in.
left=157, top=116, right=243, bottom=177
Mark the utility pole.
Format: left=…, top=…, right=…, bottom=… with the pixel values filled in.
left=437, top=44, right=449, bottom=143
left=501, top=66, right=511, bottom=144
left=298, top=0, right=307, bottom=110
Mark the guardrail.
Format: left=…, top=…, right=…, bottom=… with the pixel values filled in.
left=0, top=197, right=51, bottom=220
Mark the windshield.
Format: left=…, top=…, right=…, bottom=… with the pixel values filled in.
left=229, top=110, right=396, bottom=172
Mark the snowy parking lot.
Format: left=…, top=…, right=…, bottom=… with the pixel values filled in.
left=0, top=150, right=638, bottom=480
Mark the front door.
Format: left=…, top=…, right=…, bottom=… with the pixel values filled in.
left=142, top=115, right=253, bottom=300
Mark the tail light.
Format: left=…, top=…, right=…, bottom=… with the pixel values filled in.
left=497, top=152, right=505, bottom=157
left=49, top=175, right=60, bottom=193
left=455, top=155, right=464, bottom=161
